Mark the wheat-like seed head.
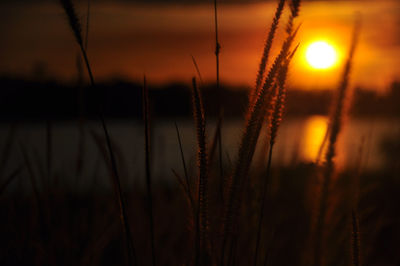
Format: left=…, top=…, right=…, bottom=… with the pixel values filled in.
left=222, top=26, right=298, bottom=262
left=269, top=62, right=288, bottom=146
left=250, top=0, right=286, bottom=110
left=191, top=77, right=209, bottom=263
left=60, top=0, right=83, bottom=47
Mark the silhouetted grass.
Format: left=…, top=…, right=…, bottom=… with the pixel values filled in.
left=191, top=77, right=210, bottom=265
left=314, top=16, right=360, bottom=266
left=213, top=0, right=224, bottom=208
left=59, top=1, right=137, bottom=265
left=249, top=0, right=285, bottom=110
left=143, top=76, right=157, bottom=266
left=2, top=1, right=400, bottom=266
left=174, top=122, right=194, bottom=210
left=221, top=2, right=300, bottom=263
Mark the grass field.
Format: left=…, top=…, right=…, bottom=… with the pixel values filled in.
left=1, top=0, right=400, bottom=265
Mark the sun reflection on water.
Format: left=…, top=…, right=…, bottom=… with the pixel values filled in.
left=302, top=115, right=329, bottom=162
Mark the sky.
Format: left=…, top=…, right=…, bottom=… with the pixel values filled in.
left=0, top=0, right=399, bottom=92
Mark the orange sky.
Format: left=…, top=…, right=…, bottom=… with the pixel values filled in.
left=0, top=0, right=399, bottom=92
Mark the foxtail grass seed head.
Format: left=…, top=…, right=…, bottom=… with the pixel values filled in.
left=251, top=0, right=286, bottom=109
left=60, top=0, right=83, bottom=47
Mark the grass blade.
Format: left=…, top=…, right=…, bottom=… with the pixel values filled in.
left=172, top=169, right=195, bottom=213
left=0, top=166, right=22, bottom=196
left=59, top=1, right=137, bottom=264
left=174, top=122, right=194, bottom=210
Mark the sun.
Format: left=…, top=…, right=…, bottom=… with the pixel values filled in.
left=305, top=41, right=337, bottom=70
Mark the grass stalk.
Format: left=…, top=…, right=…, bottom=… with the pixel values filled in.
left=315, top=124, right=330, bottom=165
left=20, top=144, right=41, bottom=208
left=46, top=121, right=52, bottom=188
left=19, top=144, right=48, bottom=237
left=85, top=0, right=90, bottom=51
left=313, top=17, right=360, bottom=266
left=249, top=0, right=285, bottom=111
left=0, top=167, right=22, bottom=196
left=191, top=55, right=204, bottom=85
left=208, top=114, right=222, bottom=166
left=351, top=209, right=361, bottom=266
left=76, top=124, right=85, bottom=179
left=221, top=29, right=297, bottom=266
left=253, top=57, right=291, bottom=266
left=174, top=122, right=194, bottom=210
left=0, top=125, right=16, bottom=178
left=191, top=77, right=209, bottom=265
left=253, top=143, right=274, bottom=266
left=221, top=2, right=300, bottom=262
left=172, top=169, right=195, bottom=213
left=213, top=0, right=224, bottom=189
left=350, top=139, right=363, bottom=266
left=143, top=76, right=157, bottom=266
left=262, top=230, right=275, bottom=266
left=59, top=1, right=137, bottom=264
left=209, top=114, right=225, bottom=204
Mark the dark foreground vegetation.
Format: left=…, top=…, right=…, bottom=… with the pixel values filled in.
left=1, top=165, right=400, bottom=265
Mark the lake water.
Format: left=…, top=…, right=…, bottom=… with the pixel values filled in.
left=1, top=116, right=398, bottom=191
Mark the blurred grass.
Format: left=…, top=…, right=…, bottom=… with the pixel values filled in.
left=1, top=0, right=400, bottom=265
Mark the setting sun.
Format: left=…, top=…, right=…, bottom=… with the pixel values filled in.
left=305, top=41, right=337, bottom=70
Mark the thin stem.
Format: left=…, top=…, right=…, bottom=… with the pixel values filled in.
left=80, top=34, right=138, bottom=266
left=0, top=167, right=21, bottom=196
left=214, top=0, right=224, bottom=187
left=174, top=122, right=194, bottom=208
left=85, top=0, right=90, bottom=50
left=221, top=29, right=297, bottom=265
left=191, top=55, right=204, bottom=85
left=46, top=121, right=52, bottom=189
left=262, top=230, right=275, bottom=266
left=143, top=76, right=157, bottom=266
left=254, top=143, right=274, bottom=266
left=59, top=1, right=138, bottom=263
left=351, top=209, right=361, bottom=266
